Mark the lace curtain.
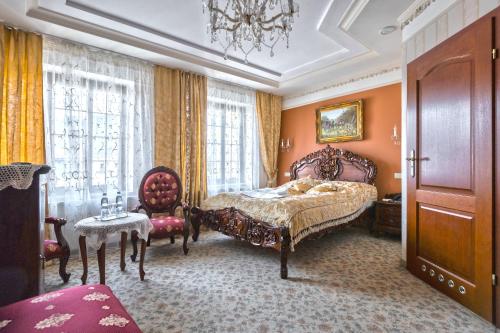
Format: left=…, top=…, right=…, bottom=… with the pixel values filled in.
left=43, top=37, right=154, bottom=248
left=207, top=79, right=260, bottom=195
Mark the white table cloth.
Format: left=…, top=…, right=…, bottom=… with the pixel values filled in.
left=74, top=213, right=153, bottom=250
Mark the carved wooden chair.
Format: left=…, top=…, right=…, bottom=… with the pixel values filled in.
left=130, top=166, right=190, bottom=261
left=43, top=217, right=71, bottom=283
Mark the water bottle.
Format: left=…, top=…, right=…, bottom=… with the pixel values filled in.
left=100, top=193, right=109, bottom=219
left=116, top=191, right=123, bottom=215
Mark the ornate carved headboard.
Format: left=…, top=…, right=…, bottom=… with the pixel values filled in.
left=290, top=145, right=377, bottom=185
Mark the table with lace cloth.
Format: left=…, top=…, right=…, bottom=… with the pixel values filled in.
left=74, top=213, right=153, bottom=285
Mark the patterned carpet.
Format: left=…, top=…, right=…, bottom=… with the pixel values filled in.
left=44, top=228, right=495, bottom=333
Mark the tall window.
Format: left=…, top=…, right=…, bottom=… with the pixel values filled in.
left=43, top=37, right=153, bottom=248
left=207, top=79, right=260, bottom=195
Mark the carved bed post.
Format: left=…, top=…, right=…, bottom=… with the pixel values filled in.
left=280, top=227, right=291, bottom=279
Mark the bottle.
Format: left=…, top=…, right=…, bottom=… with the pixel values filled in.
left=100, top=193, right=109, bottom=219
left=116, top=191, right=123, bottom=215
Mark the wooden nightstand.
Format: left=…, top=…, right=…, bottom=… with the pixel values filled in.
left=372, top=200, right=401, bottom=236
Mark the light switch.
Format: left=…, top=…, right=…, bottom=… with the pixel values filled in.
left=394, top=173, right=402, bottom=179
left=284, top=171, right=291, bottom=177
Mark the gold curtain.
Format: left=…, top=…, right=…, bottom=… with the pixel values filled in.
left=256, top=91, right=282, bottom=187
left=154, top=66, right=207, bottom=207
left=0, top=25, right=44, bottom=164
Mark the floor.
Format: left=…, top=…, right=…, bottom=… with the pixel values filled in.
left=44, top=228, right=495, bottom=333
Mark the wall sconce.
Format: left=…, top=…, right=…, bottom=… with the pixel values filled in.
left=391, top=125, right=401, bottom=145
left=280, top=138, right=293, bottom=152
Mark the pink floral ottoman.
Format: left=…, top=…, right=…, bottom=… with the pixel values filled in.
left=0, top=285, right=142, bottom=332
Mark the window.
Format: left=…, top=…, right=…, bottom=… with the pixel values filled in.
left=207, top=79, right=260, bottom=195
left=45, top=74, right=134, bottom=193
left=43, top=37, right=153, bottom=249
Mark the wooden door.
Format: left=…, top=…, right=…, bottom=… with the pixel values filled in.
left=407, top=14, right=494, bottom=321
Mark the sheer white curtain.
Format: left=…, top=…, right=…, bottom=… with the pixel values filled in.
left=43, top=37, right=154, bottom=248
left=207, top=79, right=260, bottom=196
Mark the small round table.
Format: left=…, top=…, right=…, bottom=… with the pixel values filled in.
left=74, top=213, right=153, bottom=285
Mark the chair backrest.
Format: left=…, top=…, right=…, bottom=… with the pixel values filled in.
left=138, top=166, right=182, bottom=216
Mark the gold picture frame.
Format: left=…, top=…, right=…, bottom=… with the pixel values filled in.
left=316, top=100, right=363, bottom=143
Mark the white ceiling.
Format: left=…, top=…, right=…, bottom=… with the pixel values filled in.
left=0, top=0, right=412, bottom=97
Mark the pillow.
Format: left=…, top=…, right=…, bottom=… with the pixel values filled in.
left=307, top=183, right=338, bottom=193
left=295, top=176, right=322, bottom=187
left=285, top=176, right=323, bottom=195
left=294, top=182, right=315, bottom=192
left=287, top=187, right=304, bottom=195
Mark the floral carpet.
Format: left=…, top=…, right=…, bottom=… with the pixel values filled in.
left=44, top=228, right=495, bottom=333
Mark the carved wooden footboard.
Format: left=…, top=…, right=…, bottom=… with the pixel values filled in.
left=191, top=207, right=291, bottom=278
left=190, top=206, right=373, bottom=279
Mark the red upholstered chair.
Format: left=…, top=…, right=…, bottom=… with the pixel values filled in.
left=130, top=166, right=190, bottom=261
left=43, top=217, right=71, bottom=283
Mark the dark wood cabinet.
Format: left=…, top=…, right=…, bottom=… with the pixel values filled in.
left=373, top=200, right=401, bottom=236
left=0, top=165, right=50, bottom=306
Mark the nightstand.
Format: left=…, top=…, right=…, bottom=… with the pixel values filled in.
left=373, top=200, right=401, bottom=236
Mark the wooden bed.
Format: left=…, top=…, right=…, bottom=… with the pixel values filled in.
left=191, top=145, right=377, bottom=279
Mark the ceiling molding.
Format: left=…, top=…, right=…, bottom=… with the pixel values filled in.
left=398, top=0, right=436, bottom=29
left=65, top=0, right=280, bottom=77
left=282, top=66, right=402, bottom=110
left=26, top=0, right=281, bottom=87
left=10, top=0, right=408, bottom=95
left=339, top=0, right=370, bottom=31
left=398, top=0, right=458, bottom=42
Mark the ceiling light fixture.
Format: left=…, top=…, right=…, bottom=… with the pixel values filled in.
left=379, top=25, right=397, bottom=35
left=202, top=0, right=300, bottom=63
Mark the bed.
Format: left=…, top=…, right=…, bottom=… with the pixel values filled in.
left=191, top=145, right=377, bottom=279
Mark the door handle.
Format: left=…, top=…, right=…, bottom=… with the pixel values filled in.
left=406, top=150, right=428, bottom=177
left=406, top=157, right=429, bottom=161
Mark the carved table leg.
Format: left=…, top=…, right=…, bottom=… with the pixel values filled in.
left=139, top=239, right=147, bottom=281
left=79, top=236, right=88, bottom=285
left=59, top=252, right=71, bottom=283
left=120, top=232, right=127, bottom=271
left=130, top=230, right=138, bottom=262
left=280, top=227, right=291, bottom=279
left=97, top=242, right=106, bottom=284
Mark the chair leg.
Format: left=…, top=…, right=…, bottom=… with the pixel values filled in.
left=170, top=236, right=175, bottom=244
left=192, top=217, right=200, bottom=242
left=59, top=253, right=71, bottom=283
left=183, top=228, right=189, bottom=255
left=130, top=230, right=138, bottom=262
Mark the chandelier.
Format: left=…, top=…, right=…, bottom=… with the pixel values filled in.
left=202, top=0, right=300, bottom=62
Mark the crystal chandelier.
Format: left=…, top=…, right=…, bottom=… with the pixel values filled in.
left=202, top=0, right=300, bottom=62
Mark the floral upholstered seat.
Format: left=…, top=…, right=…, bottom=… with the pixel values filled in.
left=131, top=166, right=191, bottom=260
left=44, top=240, right=63, bottom=261
left=0, top=284, right=142, bottom=332
left=149, top=216, right=185, bottom=238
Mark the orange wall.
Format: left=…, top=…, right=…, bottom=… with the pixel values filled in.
left=278, top=83, right=402, bottom=199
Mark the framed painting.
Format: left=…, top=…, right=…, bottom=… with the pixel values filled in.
left=316, top=100, right=363, bottom=143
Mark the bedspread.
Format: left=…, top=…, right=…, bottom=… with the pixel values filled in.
left=201, top=180, right=377, bottom=250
